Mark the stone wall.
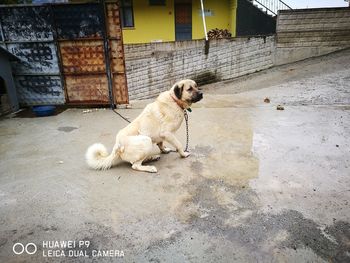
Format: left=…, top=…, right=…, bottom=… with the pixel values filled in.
left=124, top=36, right=275, bottom=100
left=275, top=7, right=350, bottom=64
left=124, top=7, right=350, bottom=100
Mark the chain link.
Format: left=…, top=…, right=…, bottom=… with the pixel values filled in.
left=184, top=110, right=189, bottom=152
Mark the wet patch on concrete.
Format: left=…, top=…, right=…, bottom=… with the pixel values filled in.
left=173, top=191, right=201, bottom=223
left=190, top=161, right=203, bottom=174
left=172, top=175, right=259, bottom=223
left=191, top=145, right=214, bottom=157
left=58, top=126, right=78, bottom=132
left=168, top=137, right=349, bottom=262
left=171, top=172, right=350, bottom=262
left=189, top=148, right=259, bottom=186
left=221, top=210, right=350, bottom=262
left=186, top=110, right=259, bottom=187
left=281, top=214, right=350, bottom=262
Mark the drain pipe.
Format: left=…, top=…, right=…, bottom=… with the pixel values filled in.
left=200, top=0, right=208, bottom=41
left=200, top=0, right=210, bottom=54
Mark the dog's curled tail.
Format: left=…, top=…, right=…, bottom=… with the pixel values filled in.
left=85, top=143, right=121, bottom=170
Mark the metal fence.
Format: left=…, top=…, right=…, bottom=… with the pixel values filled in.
left=250, top=0, right=292, bottom=16
left=0, top=2, right=128, bottom=106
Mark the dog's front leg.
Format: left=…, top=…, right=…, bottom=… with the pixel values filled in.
left=157, top=142, right=172, bottom=154
left=160, top=131, right=190, bottom=158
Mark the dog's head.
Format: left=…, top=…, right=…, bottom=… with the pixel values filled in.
left=172, top=79, right=203, bottom=106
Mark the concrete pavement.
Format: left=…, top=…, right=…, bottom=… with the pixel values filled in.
left=0, top=49, right=349, bottom=262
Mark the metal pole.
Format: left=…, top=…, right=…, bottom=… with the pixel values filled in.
left=200, top=0, right=208, bottom=41
left=99, top=0, right=115, bottom=108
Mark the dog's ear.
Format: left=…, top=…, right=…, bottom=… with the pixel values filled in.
left=174, top=84, right=184, bottom=99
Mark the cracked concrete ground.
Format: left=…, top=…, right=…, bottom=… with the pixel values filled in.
left=0, top=49, right=350, bottom=262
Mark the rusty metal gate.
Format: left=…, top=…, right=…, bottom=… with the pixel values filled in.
left=0, top=2, right=128, bottom=106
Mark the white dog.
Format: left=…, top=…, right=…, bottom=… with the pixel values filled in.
left=85, top=79, right=203, bottom=173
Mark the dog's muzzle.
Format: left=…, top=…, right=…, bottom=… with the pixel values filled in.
left=192, top=92, right=203, bottom=103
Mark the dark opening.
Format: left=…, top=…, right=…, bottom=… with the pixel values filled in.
left=236, top=0, right=276, bottom=36
left=0, top=76, right=7, bottom=98
left=0, top=76, right=10, bottom=113
left=149, top=0, right=166, bottom=5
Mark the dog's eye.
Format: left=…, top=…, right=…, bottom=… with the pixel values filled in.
left=188, top=87, right=193, bottom=91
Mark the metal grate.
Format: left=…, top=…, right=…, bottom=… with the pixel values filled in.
left=0, top=2, right=128, bottom=106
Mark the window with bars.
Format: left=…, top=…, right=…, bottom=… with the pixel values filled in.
left=120, top=0, right=134, bottom=28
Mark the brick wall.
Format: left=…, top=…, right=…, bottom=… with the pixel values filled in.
left=275, top=7, right=350, bottom=64
left=125, top=36, right=275, bottom=100
left=124, top=8, right=350, bottom=100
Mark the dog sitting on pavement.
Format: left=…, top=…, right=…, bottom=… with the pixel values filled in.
left=85, top=79, right=203, bottom=173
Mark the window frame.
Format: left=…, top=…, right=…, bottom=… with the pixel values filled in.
left=120, top=0, right=135, bottom=28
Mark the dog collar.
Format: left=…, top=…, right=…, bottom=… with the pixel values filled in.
left=171, top=94, right=186, bottom=110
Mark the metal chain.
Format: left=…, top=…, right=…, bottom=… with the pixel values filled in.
left=112, top=108, right=131, bottom=123
left=184, top=110, right=189, bottom=152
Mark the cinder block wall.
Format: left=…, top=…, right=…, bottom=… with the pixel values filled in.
left=275, top=7, right=350, bottom=64
left=124, top=8, right=350, bottom=100
left=124, top=36, right=275, bottom=100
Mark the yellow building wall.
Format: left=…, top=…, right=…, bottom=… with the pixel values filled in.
left=122, top=0, right=237, bottom=44
left=122, top=0, right=175, bottom=44
left=192, top=0, right=236, bottom=39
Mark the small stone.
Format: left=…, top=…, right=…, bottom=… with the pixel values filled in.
left=336, top=145, right=339, bottom=147
left=276, top=105, right=285, bottom=110
left=264, top=97, right=270, bottom=103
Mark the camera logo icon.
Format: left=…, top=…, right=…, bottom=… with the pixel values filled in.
left=13, top=243, right=37, bottom=255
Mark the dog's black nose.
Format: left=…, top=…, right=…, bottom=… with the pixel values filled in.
left=198, top=92, right=203, bottom=99
left=192, top=91, right=203, bottom=103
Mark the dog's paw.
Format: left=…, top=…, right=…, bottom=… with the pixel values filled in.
left=161, top=147, right=172, bottom=154
left=180, top=152, right=191, bottom=158
left=148, top=166, right=158, bottom=173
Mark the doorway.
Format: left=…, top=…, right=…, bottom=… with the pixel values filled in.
left=0, top=76, right=10, bottom=114
left=175, top=3, right=192, bottom=41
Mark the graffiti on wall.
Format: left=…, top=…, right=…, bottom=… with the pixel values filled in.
left=8, top=43, right=59, bottom=74
left=0, top=6, right=54, bottom=41
left=15, top=75, right=65, bottom=104
left=0, top=3, right=128, bottom=105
